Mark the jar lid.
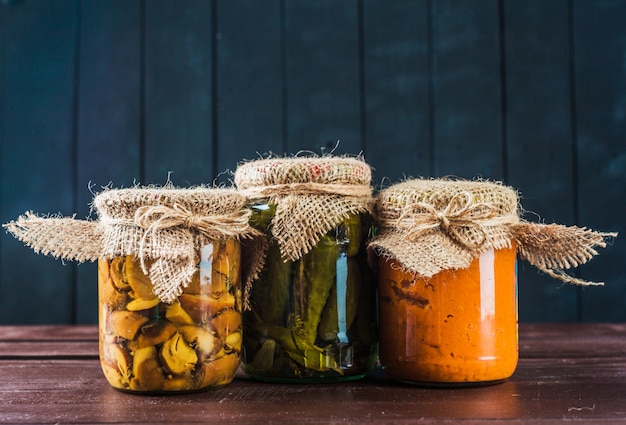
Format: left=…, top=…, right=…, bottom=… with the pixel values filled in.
left=234, top=156, right=374, bottom=262
left=4, top=185, right=258, bottom=304
left=370, top=178, right=616, bottom=287
left=234, top=156, right=371, bottom=190
left=376, top=179, right=519, bottom=222
left=372, top=178, right=520, bottom=279
left=94, top=187, right=246, bottom=221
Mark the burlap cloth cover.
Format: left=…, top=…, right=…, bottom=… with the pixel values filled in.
left=370, top=179, right=617, bottom=285
left=4, top=186, right=259, bottom=303
left=234, top=155, right=374, bottom=268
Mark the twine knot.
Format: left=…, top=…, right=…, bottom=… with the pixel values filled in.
left=132, top=203, right=256, bottom=278
left=134, top=203, right=253, bottom=239
left=396, top=191, right=498, bottom=249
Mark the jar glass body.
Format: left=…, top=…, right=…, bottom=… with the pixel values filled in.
left=377, top=245, right=518, bottom=386
left=98, top=240, right=242, bottom=393
left=242, top=203, right=378, bottom=382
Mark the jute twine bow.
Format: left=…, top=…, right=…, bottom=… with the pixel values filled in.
left=235, top=157, right=374, bottom=263
left=395, top=191, right=509, bottom=249
left=101, top=203, right=259, bottom=279
left=238, top=182, right=373, bottom=200
left=4, top=187, right=259, bottom=304
left=370, top=178, right=617, bottom=286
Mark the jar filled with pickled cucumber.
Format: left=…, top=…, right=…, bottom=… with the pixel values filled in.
left=370, top=179, right=616, bottom=386
left=234, top=156, right=378, bottom=382
left=5, top=186, right=259, bottom=393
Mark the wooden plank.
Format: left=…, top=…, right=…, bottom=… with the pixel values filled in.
left=431, top=0, right=503, bottom=179
left=144, top=0, right=214, bottom=186
left=362, top=0, right=431, bottom=187
left=519, top=323, right=626, bottom=359
left=0, top=0, right=78, bottom=324
left=1, top=351, right=626, bottom=423
left=574, top=0, right=626, bottom=321
left=0, top=0, right=5, bottom=325
left=504, top=0, right=579, bottom=322
left=0, top=325, right=97, bottom=341
left=216, top=0, right=283, bottom=180
left=284, top=0, right=362, bottom=155
left=74, top=0, right=143, bottom=324
left=0, top=342, right=98, bottom=359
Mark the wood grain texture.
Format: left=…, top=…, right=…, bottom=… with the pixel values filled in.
left=431, top=0, right=503, bottom=179
left=362, top=0, right=431, bottom=187
left=284, top=0, right=362, bottom=155
left=216, top=0, right=284, bottom=179
left=504, top=0, right=579, bottom=322
left=574, top=0, right=626, bottom=321
left=0, top=1, right=78, bottom=324
left=0, top=1, right=624, bottom=324
left=144, top=0, right=214, bottom=186
left=1, top=324, right=625, bottom=424
left=74, top=0, right=143, bottom=324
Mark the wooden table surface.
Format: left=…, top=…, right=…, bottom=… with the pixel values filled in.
left=1, top=323, right=625, bottom=424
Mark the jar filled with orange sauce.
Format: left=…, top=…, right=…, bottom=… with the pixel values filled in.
left=377, top=245, right=518, bottom=385
left=371, top=179, right=521, bottom=386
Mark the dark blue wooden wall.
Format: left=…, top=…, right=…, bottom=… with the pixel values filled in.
left=1, top=0, right=624, bottom=324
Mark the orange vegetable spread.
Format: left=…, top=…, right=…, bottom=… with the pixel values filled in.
left=377, top=244, right=518, bottom=385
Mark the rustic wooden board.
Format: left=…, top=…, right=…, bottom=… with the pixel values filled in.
left=1, top=359, right=625, bottom=424
left=1, top=325, right=625, bottom=424
left=430, top=0, right=503, bottom=179
left=284, top=0, right=362, bottom=155
left=503, top=0, right=579, bottom=322
left=0, top=1, right=78, bottom=324
left=0, top=325, right=97, bottom=341
left=144, top=0, right=214, bottom=186
left=362, top=0, right=431, bottom=187
left=74, top=0, right=143, bottom=324
left=215, top=0, right=284, bottom=181
left=574, top=0, right=626, bottom=321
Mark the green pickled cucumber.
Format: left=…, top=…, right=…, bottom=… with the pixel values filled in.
left=317, top=283, right=338, bottom=341
left=258, top=324, right=339, bottom=372
left=252, top=241, right=291, bottom=326
left=301, top=235, right=341, bottom=344
left=250, top=338, right=276, bottom=372
left=342, top=213, right=362, bottom=257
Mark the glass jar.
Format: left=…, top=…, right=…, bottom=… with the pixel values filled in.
left=241, top=202, right=378, bottom=382
left=377, top=244, right=518, bottom=386
left=98, top=239, right=242, bottom=393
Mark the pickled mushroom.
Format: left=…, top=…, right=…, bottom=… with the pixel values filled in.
left=125, top=258, right=155, bottom=299
left=179, top=293, right=235, bottom=323
left=132, top=321, right=177, bottom=349
left=103, top=343, right=131, bottom=385
left=199, top=353, right=240, bottom=388
left=162, top=375, right=195, bottom=392
left=224, top=331, right=242, bottom=352
left=179, top=325, right=218, bottom=356
left=126, top=296, right=160, bottom=311
left=211, top=309, right=242, bottom=338
left=108, top=310, right=149, bottom=340
left=165, top=302, right=196, bottom=326
left=131, top=346, right=165, bottom=391
left=109, top=256, right=130, bottom=291
left=98, top=240, right=244, bottom=392
left=160, top=332, right=198, bottom=375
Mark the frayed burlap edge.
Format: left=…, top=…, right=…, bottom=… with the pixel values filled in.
left=4, top=186, right=261, bottom=303
left=235, top=155, right=374, bottom=262
left=369, top=178, right=618, bottom=286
